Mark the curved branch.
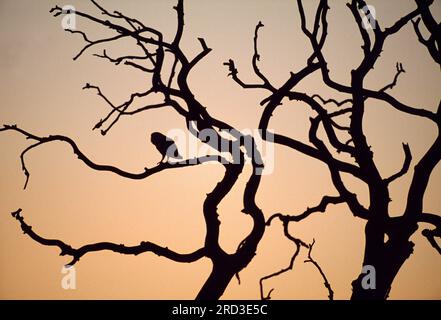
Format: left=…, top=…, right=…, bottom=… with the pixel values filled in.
left=347, top=0, right=372, bottom=55
left=418, top=212, right=441, bottom=226
left=224, top=21, right=275, bottom=93
left=89, top=0, right=148, bottom=31
left=19, top=141, right=45, bottom=189
left=259, top=221, right=307, bottom=300
left=413, top=0, right=441, bottom=65
left=65, top=29, right=92, bottom=43
left=312, top=94, right=352, bottom=107
left=308, top=117, right=369, bottom=220
left=11, top=209, right=206, bottom=266
left=383, top=5, right=420, bottom=37
left=223, top=59, right=272, bottom=91
left=84, top=82, right=177, bottom=117
left=384, top=143, right=412, bottom=185
left=252, top=22, right=275, bottom=92
left=93, top=49, right=155, bottom=68
left=84, top=84, right=155, bottom=134
left=297, top=1, right=437, bottom=123
left=412, top=17, right=440, bottom=65
left=422, top=229, right=441, bottom=255
left=259, top=241, right=300, bottom=300
left=74, top=33, right=126, bottom=61
left=379, top=63, right=406, bottom=93
left=412, top=17, right=430, bottom=46
left=1, top=125, right=215, bottom=187
left=288, top=92, right=356, bottom=155
left=267, top=195, right=344, bottom=226
left=365, top=89, right=437, bottom=121
left=418, top=212, right=441, bottom=255
left=405, top=121, right=441, bottom=217
left=189, top=38, right=212, bottom=69
left=328, top=108, right=352, bottom=131
left=273, top=133, right=361, bottom=179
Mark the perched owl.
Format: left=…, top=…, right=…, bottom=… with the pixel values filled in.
left=150, top=132, right=183, bottom=163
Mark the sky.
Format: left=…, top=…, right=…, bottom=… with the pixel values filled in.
left=0, top=0, right=440, bottom=299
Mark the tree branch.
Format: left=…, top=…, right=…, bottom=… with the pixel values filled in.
left=83, top=85, right=179, bottom=135
left=224, top=21, right=275, bottom=93
left=259, top=221, right=307, bottom=300
left=413, top=0, right=441, bottom=65
left=267, top=195, right=344, bottom=226
left=1, top=124, right=216, bottom=187
left=297, top=1, right=437, bottom=123
left=379, top=63, right=406, bottom=93
left=419, top=213, right=441, bottom=255
left=251, top=22, right=275, bottom=92
left=311, top=94, right=352, bottom=107
left=272, top=133, right=362, bottom=179
left=412, top=17, right=429, bottom=46
left=93, top=49, right=155, bottom=68
left=288, top=92, right=356, bottom=155
left=347, top=0, right=372, bottom=55
left=383, top=6, right=420, bottom=37
left=11, top=209, right=206, bottom=266
left=304, top=239, right=334, bottom=300
left=89, top=0, right=148, bottom=31
left=74, top=33, right=127, bottom=61
left=223, top=59, right=272, bottom=91
left=384, top=143, right=412, bottom=185
left=422, top=229, right=441, bottom=255
left=404, top=118, right=441, bottom=217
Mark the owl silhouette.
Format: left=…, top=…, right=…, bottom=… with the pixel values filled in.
left=150, top=132, right=183, bottom=164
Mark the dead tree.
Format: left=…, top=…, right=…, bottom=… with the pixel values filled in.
left=2, top=0, right=439, bottom=300
left=226, top=0, right=440, bottom=299
left=1, top=0, right=267, bottom=300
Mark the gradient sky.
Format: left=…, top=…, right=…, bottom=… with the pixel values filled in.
left=0, top=0, right=440, bottom=299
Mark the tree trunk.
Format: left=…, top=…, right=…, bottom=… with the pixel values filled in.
left=351, top=220, right=416, bottom=300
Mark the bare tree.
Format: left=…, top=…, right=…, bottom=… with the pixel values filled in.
left=1, top=0, right=268, bottom=300
left=226, top=0, right=440, bottom=299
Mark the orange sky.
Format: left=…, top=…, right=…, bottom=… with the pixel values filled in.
left=0, top=0, right=440, bottom=299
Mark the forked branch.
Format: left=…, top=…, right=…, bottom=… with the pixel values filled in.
left=223, top=21, right=275, bottom=93
left=304, top=239, right=334, bottom=300
left=0, top=125, right=214, bottom=188
left=259, top=221, right=307, bottom=300
left=267, top=195, right=344, bottom=225
left=419, top=213, right=441, bottom=255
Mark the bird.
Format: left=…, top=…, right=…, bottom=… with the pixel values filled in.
left=150, top=132, right=182, bottom=164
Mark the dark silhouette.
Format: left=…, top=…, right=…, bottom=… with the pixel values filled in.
left=2, top=0, right=266, bottom=301
left=1, top=0, right=440, bottom=300
left=151, top=132, right=182, bottom=163
left=412, top=0, right=441, bottom=65
left=225, top=0, right=440, bottom=300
